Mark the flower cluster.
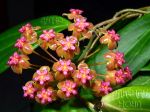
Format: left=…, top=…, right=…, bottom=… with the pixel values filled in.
left=39, top=29, right=64, bottom=50
left=102, top=51, right=132, bottom=87
left=22, top=66, right=56, bottom=104
left=7, top=9, right=132, bottom=105
left=105, top=66, right=132, bottom=86
left=19, top=23, right=38, bottom=44
left=64, top=9, right=93, bottom=39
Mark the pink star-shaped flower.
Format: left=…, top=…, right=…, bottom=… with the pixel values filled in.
left=74, top=18, right=90, bottom=32
left=59, top=80, right=77, bottom=97
left=57, top=60, right=73, bottom=75
left=36, top=88, right=54, bottom=104
left=115, top=52, right=125, bottom=66
left=76, top=68, right=93, bottom=84
left=40, top=29, right=56, bottom=42
left=60, top=36, right=77, bottom=51
left=115, top=69, right=126, bottom=85
left=33, top=66, right=53, bottom=85
left=100, top=81, right=112, bottom=95
left=22, top=81, right=36, bottom=98
left=108, top=30, right=120, bottom=41
left=70, top=9, right=83, bottom=15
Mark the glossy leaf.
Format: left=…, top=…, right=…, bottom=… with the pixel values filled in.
left=127, top=72, right=150, bottom=86
left=0, top=16, right=71, bottom=73
left=141, top=62, right=150, bottom=71
left=87, top=14, right=150, bottom=76
left=41, top=108, right=90, bottom=112
left=101, top=86, right=150, bottom=112
left=122, top=29, right=150, bottom=75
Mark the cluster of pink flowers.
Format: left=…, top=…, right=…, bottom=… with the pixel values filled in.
left=7, top=9, right=132, bottom=105
left=65, top=9, right=93, bottom=39
left=103, top=51, right=132, bottom=86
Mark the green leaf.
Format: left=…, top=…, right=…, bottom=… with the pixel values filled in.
left=80, top=87, right=94, bottom=100
left=33, top=98, right=91, bottom=112
left=127, top=72, right=150, bottom=86
left=141, top=62, right=150, bottom=71
left=61, top=106, right=90, bottom=112
left=122, top=29, right=150, bottom=75
left=0, top=15, right=71, bottom=73
left=41, top=108, right=90, bottom=112
left=101, top=86, right=150, bottom=112
left=87, top=14, right=150, bottom=76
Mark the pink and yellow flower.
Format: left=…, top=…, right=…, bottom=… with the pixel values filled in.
left=15, top=37, right=33, bottom=54
left=19, top=23, right=38, bottom=44
left=72, top=62, right=96, bottom=86
left=92, top=79, right=112, bottom=97
left=56, top=36, right=80, bottom=59
left=115, top=69, right=126, bottom=85
left=33, top=66, right=54, bottom=85
left=7, top=52, right=30, bottom=74
left=68, top=18, right=93, bottom=39
left=92, top=80, right=112, bottom=96
left=124, top=66, right=132, bottom=80
left=105, top=66, right=132, bottom=85
left=100, top=81, right=112, bottom=95
left=35, top=87, right=56, bottom=104
left=57, top=80, right=77, bottom=99
left=22, top=81, right=37, bottom=98
left=52, top=59, right=76, bottom=81
left=39, top=29, right=64, bottom=50
left=63, top=9, right=83, bottom=20
left=100, top=29, right=120, bottom=50
left=104, top=51, right=125, bottom=70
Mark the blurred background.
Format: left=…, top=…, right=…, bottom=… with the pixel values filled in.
left=0, top=0, right=150, bottom=112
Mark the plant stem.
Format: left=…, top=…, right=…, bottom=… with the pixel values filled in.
left=87, top=13, right=128, bottom=57
left=87, top=102, right=95, bottom=112
left=29, top=66, right=37, bottom=70
left=40, top=47, right=59, bottom=62
left=113, top=9, right=150, bottom=18
left=88, top=62, right=106, bottom=67
left=33, top=51, right=54, bottom=63
left=78, top=34, right=96, bottom=62
left=33, top=26, right=41, bottom=30
left=76, top=94, right=96, bottom=112
left=86, top=47, right=101, bottom=59
left=77, top=18, right=118, bottom=62
left=78, top=8, right=150, bottom=62
left=30, top=64, right=41, bottom=68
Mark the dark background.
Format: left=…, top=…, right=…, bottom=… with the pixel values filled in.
left=0, top=0, right=150, bottom=112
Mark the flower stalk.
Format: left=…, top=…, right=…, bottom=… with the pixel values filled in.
left=78, top=7, right=150, bottom=62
